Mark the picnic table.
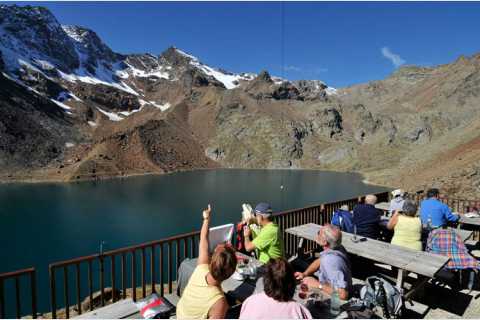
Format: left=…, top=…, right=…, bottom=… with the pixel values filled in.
left=375, top=202, right=390, bottom=212
left=285, top=223, right=452, bottom=299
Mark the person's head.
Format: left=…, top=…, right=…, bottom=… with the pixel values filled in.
left=340, top=204, right=349, bottom=211
left=391, top=189, right=405, bottom=198
left=315, top=224, right=342, bottom=249
left=209, top=244, right=237, bottom=283
left=365, top=194, right=377, bottom=205
left=401, top=200, right=418, bottom=217
left=254, top=203, right=274, bottom=226
left=427, top=188, right=440, bottom=199
left=263, top=258, right=296, bottom=302
left=241, top=203, right=255, bottom=224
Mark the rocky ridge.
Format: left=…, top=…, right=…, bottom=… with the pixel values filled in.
left=1, top=4, right=480, bottom=199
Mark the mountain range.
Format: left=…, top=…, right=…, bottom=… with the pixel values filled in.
left=1, top=4, right=480, bottom=198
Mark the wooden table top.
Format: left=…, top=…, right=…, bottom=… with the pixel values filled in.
left=460, top=215, right=480, bottom=227
left=375, top=202, right=390, bottom=211
left=285, top=223, right=450, bottom=279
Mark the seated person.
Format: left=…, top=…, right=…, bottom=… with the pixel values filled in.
left=239, top=258, right=312, bottom=319
left=427, top=226, right=479, bottom=271
left=331, top=205, right=354, bottom=233
left=388, top=189, right=405, bottom=215
left=387, top=200, right=422, bottom=250
left=243, top=203, right=283, bottom=264
left=177, top=205, right=237, bottom=319
left=294, top=224, right=352, bottom=300
left=352, top=194, right=381, bottom=239
left=420, top=188, right=459, bottom=228
left=236, top=203, right=260, bottom=253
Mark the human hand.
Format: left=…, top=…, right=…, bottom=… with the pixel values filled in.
left=203, top=204, right=211, bottom=220
left=243, top=226, right=252, bottom=238
left=294, top=272, right=305, bottom=280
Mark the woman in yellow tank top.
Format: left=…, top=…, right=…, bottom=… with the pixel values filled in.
left=387, top=200, right=422, bottom=251
left=176, top=205, right=237, bottom=319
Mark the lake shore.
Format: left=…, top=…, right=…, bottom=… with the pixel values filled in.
left=0, top=166, right=392, bottom=191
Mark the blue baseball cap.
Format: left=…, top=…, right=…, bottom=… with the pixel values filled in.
left=254, top=203, right=273, bottom=216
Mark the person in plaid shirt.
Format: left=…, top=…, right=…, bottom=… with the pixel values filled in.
left=427, top=227, right=480, bottom=270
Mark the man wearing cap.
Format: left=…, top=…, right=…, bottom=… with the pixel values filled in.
left=389, top=189, right=406, bottom=215
left=243, top=203, right=283, bottom=264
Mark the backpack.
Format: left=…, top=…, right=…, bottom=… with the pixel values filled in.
left=331, top=209, right=355, bottom=233
left=360, top=276, right=404, bottom=318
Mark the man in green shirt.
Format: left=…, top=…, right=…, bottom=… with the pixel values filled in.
left=243, top=203, right=283, bottom=264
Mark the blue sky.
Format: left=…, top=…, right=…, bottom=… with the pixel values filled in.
left=7, top=1, right=480, bottom=87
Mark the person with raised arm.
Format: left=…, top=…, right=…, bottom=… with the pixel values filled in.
left=177, top=205, right=238, bottom=319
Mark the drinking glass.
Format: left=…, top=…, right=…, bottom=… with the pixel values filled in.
left=298, top=283, right=309, bottom=300
left=352, top=225, right=358, bottom=242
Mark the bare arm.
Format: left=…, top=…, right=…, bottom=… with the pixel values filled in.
left=304, top=258, right=321, bottom=277
left=208, top=297, right=229, bottom=319
left=387, top=212, right=400, bottom=230
left=295, top=258, right=320, bottom=280
left=198, top=204, right=211, bottom=265
left=243, top=227, right=256, bottom=252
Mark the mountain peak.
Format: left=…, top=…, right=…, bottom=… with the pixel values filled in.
left=0, top=4, right=79, bottom=72
left=159, top=46, right=198, bottom=67
left=62, top=25, right=122, bottom=75
left=256, top=70, right=273, bottom=83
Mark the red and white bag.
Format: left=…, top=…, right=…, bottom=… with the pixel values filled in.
left=134, top=293, right=175, bottom=319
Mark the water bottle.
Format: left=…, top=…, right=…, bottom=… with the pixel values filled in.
left=330, top=283, right=341, bottom=316
left=352, top=224, right=358, bottom=243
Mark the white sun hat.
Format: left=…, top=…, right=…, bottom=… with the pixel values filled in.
left=391, top=189, right=405, bottom=197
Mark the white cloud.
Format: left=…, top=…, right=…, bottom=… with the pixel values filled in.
left=381, top=47, right=405, bottom=67
left=283, top=66, right=328, bottom=74
left=284, top=65, right=302, bottom=72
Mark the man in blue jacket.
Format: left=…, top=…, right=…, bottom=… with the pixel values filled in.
left=420, top=188, right=459, bottom=228
left=352, top=194, right=381, bottom=239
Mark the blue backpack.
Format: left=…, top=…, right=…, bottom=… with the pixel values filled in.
left=331, top=209, right=354, bottom=233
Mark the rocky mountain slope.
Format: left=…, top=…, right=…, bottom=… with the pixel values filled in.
left=1, top=4, right=480, bottom=198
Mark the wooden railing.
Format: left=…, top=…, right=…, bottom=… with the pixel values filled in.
left=408, top=191, right=480, bottom=213
left=0, top=267, right=37, bottom=319
left=1, top=190, right=391, bottom=318
left=275, top=191, right=390, bottom=257
left=48, top=231, right=199, bottom=318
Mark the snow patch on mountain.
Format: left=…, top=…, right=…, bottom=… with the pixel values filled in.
left=175, top=48, right=254, bottom=89
left=325, top=87, right=338, bottom=96
left=97, top=107, right=124, bottom=121
left=124, top=62, right=170, bottom=80
left=150, top=101, right=171, bottom=111
left=50, top=98, right=72, bottom=110
left=58, top=69, right=139, bottom=96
